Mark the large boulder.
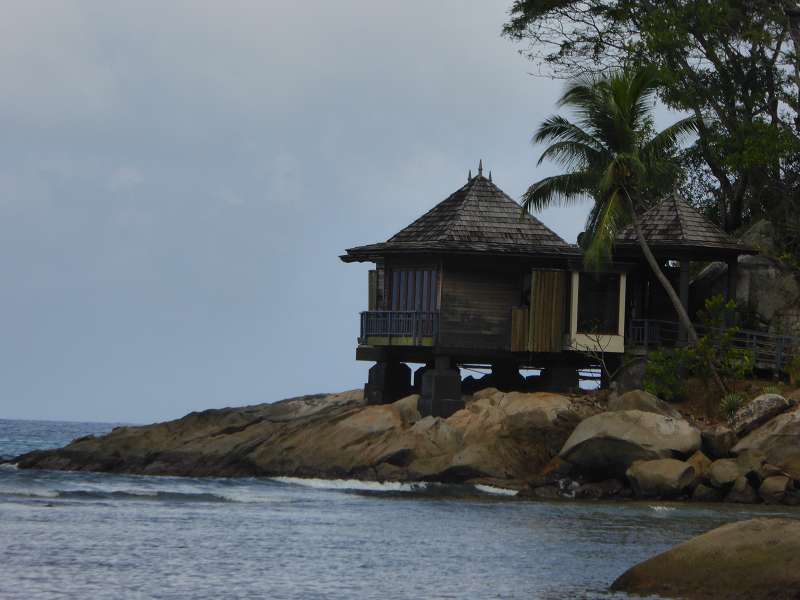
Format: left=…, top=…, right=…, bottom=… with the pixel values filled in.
left=611, top=518, right=800, bottom=600
left=608, top=390, right=682, bottom=419
left=730, top=394, right=792, bottom=436
left=732, top=408, right=800, bottom=479
left=701, top=424, right=737, bottom=459
left=693, top=223, right=800, bottom=337
left=559, top=410, right=701, bottom=478
left=724, top=476, right=759, bottom=504
left=759, top=475, right=791, bottom=504
left=15, top=388, right=581, bottom=489
left=626, top=459, right=695, bottom=498
left=708, top=459, right=741, bottom=489
left=686, top=450, right=712, bottom=486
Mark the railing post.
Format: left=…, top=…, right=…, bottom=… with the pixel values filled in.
left=643, top=319, right=649, bottom=349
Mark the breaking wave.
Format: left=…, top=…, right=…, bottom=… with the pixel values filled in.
left=269, top=476, right=519, bottom=497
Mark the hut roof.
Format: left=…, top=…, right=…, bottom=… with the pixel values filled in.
left=341, top=173, right=579, bottom=263
left=615, top=194, right=755, bottom=258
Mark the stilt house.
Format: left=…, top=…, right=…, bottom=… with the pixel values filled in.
left=341, top=164, right=756, bottom=417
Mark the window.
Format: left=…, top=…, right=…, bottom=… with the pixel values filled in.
left=578, top=273, right=620, bottom=334
left=388, top=268, right=439, bottom=311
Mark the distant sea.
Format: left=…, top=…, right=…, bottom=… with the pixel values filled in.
left=1, top=418, right=798, bottom=600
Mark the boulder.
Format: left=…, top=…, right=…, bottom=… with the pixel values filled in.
left=732, top=408, right=800, bottom=479
left=608, top=390, right=682, bottom=419
left=708, top=459, right=740, bottom=489
left=611, top=518, right=800, bottom=600
left=686, top=450, right=712, bottom=486
left=559, top=410, right=701, bottom=478
left=701, top=424, right=737, bottom=459
left=735, top=449, right=768, bottom=484
left=691, top=483, right=723, bottom=503
left=730, top=394, right=792, bottom=436
left=626, top=459, right=695, bottom=498
left=759, top=475, right=791, bottom=504
left=574, top=479, right=625, bottom=500
left=725, top=475, right=759, bottom=504
left=14, top=389, right=579, bottom=487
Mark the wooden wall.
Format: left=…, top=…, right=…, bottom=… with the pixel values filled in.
left=439, top=265, right=521, bottom=351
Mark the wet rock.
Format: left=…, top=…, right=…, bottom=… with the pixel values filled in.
left=574, top=478, right=625, bottom=500
left=691, top=483, right=723, bottom=502
left=539, top=456, right=574, bottom=483
left=730, top=393, right=792, bottom=436
left=708, top=459, right=740, bottom=489
left=700, top=424, right=736, bottom=459
left=529, top=485, right=561, bottom=500
left=611, top=518, right=800, bottom=599
left=559, top=410, right=701, bottom=479
left=759, top=475, right=791, bottom=504
left=725, top=476, right=759, bottom=504
left=608, top=390, right=682, bottom=419
left=732, top=407, right=800, bottom=479
left=626, top=459, right=695, bottom=498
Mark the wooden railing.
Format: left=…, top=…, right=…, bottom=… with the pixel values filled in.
left=626, top=318, right=799, bottom=372
left=359, top=311, right=439, bottom=345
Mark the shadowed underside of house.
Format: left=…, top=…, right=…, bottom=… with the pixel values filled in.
left=340, top=164, right=757, bottom=417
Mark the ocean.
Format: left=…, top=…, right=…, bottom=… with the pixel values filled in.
left=1, top=418, right=797, bottom=600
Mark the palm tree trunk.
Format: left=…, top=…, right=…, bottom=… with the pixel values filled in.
left=624, top=194, right=698, bottom=344
left=623, top=192, right=728, bottom=396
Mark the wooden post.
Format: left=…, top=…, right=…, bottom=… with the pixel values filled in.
left=678, top=260, right=690, bottom=344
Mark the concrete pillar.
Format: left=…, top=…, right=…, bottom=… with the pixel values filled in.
left=419, top=356, right=462, bottom=418
left=678, top=259, right=690, bottom=343
left=539, top=366, right=579, bottom=393
left=364, top=361, right=412, bottom=405
left=490, top=361, right=524, bottom=391
left=413, top=363, right=433, bottom=392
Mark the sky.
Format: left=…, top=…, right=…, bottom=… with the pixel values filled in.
left=0, top=1, right=601, bottom=423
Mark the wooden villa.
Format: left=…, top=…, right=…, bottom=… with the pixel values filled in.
left=341, top=164, right=759, bottom=417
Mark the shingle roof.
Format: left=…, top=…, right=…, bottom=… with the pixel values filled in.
left=615, top=194, right=754, bottom=256
left=341, top=174, right=579, bottom=262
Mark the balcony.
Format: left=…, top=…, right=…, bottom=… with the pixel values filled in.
left=359, top=311, right=439, bottom=347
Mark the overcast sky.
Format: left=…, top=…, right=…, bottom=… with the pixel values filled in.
left=0, top=1, right=602, bottom=423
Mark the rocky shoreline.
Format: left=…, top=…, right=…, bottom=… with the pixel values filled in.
left=12, top=387, right=800, bottom=505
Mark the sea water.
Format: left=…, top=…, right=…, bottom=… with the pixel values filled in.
left=1, top=418, right=797, bottom=600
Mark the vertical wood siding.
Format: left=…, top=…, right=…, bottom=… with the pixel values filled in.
left=439, top=267, right=520, bottom=350
left=529, top=271, right=566, bottom=352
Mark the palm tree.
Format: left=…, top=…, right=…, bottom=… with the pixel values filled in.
left=522, top=66, right=701, bottom=345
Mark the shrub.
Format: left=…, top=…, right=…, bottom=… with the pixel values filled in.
left=788, top=355, right=800, bottom=386
left=761, top=384, right=783, bottom=395
left=644, top=349, right=690, bottom=402
left=719, top=392, right=746, bottom=422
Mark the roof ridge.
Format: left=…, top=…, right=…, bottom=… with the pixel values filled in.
left=672, top=193, right=689, bottom=242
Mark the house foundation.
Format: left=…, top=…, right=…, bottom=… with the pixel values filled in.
left=419, top=356, right=462, bottom=418
left=364, top=361, right=412, bottom=405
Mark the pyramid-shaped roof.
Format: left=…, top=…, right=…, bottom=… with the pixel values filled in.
left=341, top=173, right=579, bottom=262
left=615, top=194, right=754, bottom=257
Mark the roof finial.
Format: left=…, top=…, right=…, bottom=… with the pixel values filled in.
left=478, top=159, right=483, bottom=176
left=488, top=170, right=492, bottom=182
left=468, top=169, right=472, bottom=181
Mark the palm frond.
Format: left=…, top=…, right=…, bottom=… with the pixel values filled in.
left=520, top=172, right=595, bottom=214
left=583, top=190, right=625, bottom=270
